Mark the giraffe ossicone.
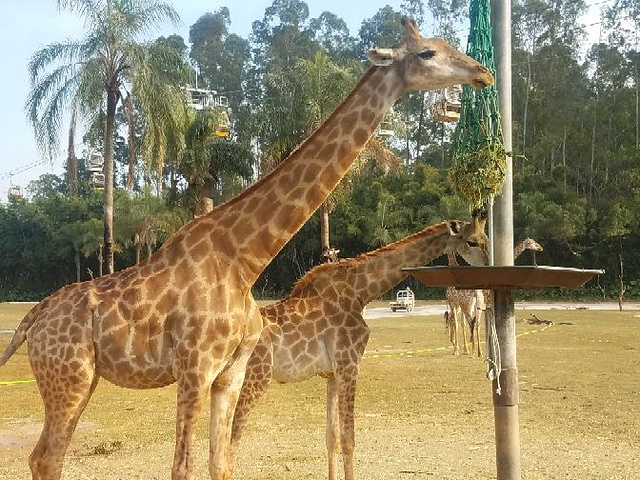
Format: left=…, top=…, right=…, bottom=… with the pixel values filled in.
left=0, top=18, right=493, bottom=480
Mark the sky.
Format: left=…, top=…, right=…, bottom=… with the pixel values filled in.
left=0, top=1, right=602, bottom=202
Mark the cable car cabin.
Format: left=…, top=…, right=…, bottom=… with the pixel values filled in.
left=430, top=100, right=461, bottom=122
left=7, top=186, right=23, bottom=202
left=214, top=124, right=230, bottom=137
left=88, top=153, right=104, bottom=172
left=431, top=86, right=462, bottom=122
left=376, top=121, right=394, bottom=137
left=184, top=87, right=216, bottom=111
left=213, top=110, right=231, bottom=137
left=91, top=173, right=105, bottom=189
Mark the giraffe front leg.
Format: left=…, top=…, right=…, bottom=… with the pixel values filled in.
left=172, top=371, right=212, bottom=480
left=449, top=310, right=460, bottom=355
left=209, top=312, right=262, bottom=480
left=462, top=313, right=470, bottom=355
left=473, top=309, right=483, bottom=358
left=326, top=375, right=340, bottom=480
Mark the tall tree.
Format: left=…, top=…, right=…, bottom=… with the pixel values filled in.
left=26, top=0, right=186, bottom=274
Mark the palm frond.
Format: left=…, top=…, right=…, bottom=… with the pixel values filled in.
left=27, top=41, right=86, bottom=84
left=56, top=0, right=104, bottom=24
left=26, top=64, right=82, bottom=158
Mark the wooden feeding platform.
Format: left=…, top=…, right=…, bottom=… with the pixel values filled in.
left=402, top=265, right=604, bottom=290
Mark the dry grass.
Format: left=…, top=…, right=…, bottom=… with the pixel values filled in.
left=0, top=302, right=36, bottom=330
left=0, top=304, right=639, bottom=479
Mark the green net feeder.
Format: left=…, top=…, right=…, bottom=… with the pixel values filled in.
left=450, top=0, right=506, bottom=209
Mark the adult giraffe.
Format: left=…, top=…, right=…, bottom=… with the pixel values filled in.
left=0, top=19, right=493, bottom=480
left=230, top=212, right=490, bottom=480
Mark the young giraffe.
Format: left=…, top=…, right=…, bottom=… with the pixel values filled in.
left=444, top=251, right=478, bottom=356
left=445, top=238, right=544, bottom=357
left=0, top=19, right=493, bottom=480
left=230, top=213, right=490, bottom=480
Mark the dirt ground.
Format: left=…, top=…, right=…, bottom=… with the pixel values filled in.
left=0, top=304, right=639, bottom=479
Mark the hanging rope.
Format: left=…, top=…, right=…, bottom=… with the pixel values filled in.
left=450, top=0, right=506, bottom=209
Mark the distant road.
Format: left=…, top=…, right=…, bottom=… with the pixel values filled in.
left=364, top=301, right=640, bottom=319
left=1, top=302, right=638, bottom=334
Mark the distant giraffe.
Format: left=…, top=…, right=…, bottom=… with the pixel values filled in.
left=444, top=250, right=479, bottom=355
left=230, top=213, right=490, bottom=480
left=445, top=238, right=544, bottom=357
left=322, top=247, right=341, bottom=263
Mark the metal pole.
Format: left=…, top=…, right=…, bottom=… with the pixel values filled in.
left=491, top=0, right=521, bottom=479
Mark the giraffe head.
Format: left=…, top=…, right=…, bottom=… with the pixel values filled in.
left=446, top=208, right=490, bottom=266
left=322, top=247, right=340, bottom=263
left=367, top=18, right=494, bottom=92
left=521, top=238, right=544, bottom=252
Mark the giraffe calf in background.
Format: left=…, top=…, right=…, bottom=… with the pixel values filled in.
left=230, top=214, right=490, bottom=480
left=445, top=238, right=544, bottom=357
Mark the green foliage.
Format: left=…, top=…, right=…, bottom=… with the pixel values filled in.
left=449, top=145, right=507, bottom=208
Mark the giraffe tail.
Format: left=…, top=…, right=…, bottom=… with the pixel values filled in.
left=0, top=302, right=43, bottom=366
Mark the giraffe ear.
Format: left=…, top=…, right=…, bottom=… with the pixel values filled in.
left=448, top=220, right=462, bottom=235
left=368, top=48, right=396, bottom=66
left=471, top=206, right=488, bottom=230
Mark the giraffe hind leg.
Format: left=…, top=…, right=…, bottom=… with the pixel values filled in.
left=336, top=364, right=360, bottom=480
left=230, top=340, right=274, bottom=460
left=28, top=353, right=98, bottom=480
left=326, top=375, right=340, bottom=480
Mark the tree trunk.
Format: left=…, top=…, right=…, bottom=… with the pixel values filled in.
left=75, top=249, right=81, bottom=283
left=562, top=126, right=567, bottom=195
left=320, top=200, right=331, bottom=256
left=415, top=92, right=425, bottom=160
left=633, top=60, right=640, bottom=150
left=589, top=117, right=596, bottom=199
left=103, top=89, right=118, bottom=274
left=66, top=108, right=78, bottom=196
left=618, top=249, right=625, bottom=312
left=440, top=122, right=446, bottom=169
left=523, top=53, right=532, bottom=157
left=193, top=175, right=215, bottom=217
left=124, top=94, right=136, bottom=192
left=98, top=245, right=104, bottom=278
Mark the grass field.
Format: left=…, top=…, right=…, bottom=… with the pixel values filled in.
left=1, top=302, right=639, bottom=479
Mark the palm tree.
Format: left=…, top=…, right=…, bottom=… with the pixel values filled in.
left=117, top=187, right=186, bottom=263
left=81, top=218, right=105, bottom=278
left=26, top=0, right=187, bottom=274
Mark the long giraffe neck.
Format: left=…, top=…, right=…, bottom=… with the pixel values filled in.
left=513, top=240, right=533, bottom=260
left=164, top=66, right=404, bottom=286
left=291, top=223, right=453, bottom=306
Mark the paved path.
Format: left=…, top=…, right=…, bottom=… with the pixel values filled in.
left=364, top=301, right=640, bottom=320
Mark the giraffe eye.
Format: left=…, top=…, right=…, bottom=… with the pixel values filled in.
left=419, top=50, right=436, bottom=60
left=467, top=240, right=479, bottom=248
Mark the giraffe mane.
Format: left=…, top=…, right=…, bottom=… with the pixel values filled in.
left=288, top=222, right=451, bottom=297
